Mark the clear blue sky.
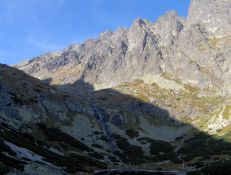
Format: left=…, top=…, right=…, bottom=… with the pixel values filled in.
left=0, top=0, right=190, bottom=65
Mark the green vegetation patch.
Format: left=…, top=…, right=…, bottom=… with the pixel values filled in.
left=223, top=105, right=231, bottom=120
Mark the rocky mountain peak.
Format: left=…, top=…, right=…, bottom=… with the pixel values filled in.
left=187, top=0, right=231, bottom=36
left=132, top=18, right=147, bottom=26
left=67, top=44, right=80, bottom=51
left=152, top=11, right=184, bottom=46
left=16, top=0, right=231, bottom=94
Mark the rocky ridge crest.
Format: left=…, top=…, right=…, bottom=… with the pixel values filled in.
left=16, top=0, right=231, bottom=95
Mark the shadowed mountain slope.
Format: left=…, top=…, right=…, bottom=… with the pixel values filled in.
left=1, top=64, right=231, bottom=174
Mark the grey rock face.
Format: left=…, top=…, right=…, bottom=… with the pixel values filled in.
left=152, top=11, right=185, bottom=46
left=187, top=0, right=231, bottom=36
left=16, top=0, right=231, bottom=94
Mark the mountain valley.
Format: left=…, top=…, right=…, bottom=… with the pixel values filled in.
left=1, top=0, right=231, bottom=174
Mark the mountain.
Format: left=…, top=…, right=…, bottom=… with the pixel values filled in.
left=16, top=0, right=231, bottom=95
left=0, top=64, right=108, bottom=174
left=1, top=0, right=231, bottom=174
left=2, top=63, right=231, bottom=175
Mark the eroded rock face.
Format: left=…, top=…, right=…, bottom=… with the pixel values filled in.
left=15, top=0, right=231, bottom=95
left=152, top=11, right=185, bottom=46
left=187, top=0, right=231, bottom=36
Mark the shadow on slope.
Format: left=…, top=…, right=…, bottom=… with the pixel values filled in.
left=43, top=77, right=94, bottom=95
left=0, top=69, right=230, bottom=175
left=54, top=79, right=231, bottom=175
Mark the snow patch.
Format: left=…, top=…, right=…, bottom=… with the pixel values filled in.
left=44, top=146, right=64, bottom=156
left=4, top=141, right=48, bottom=164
